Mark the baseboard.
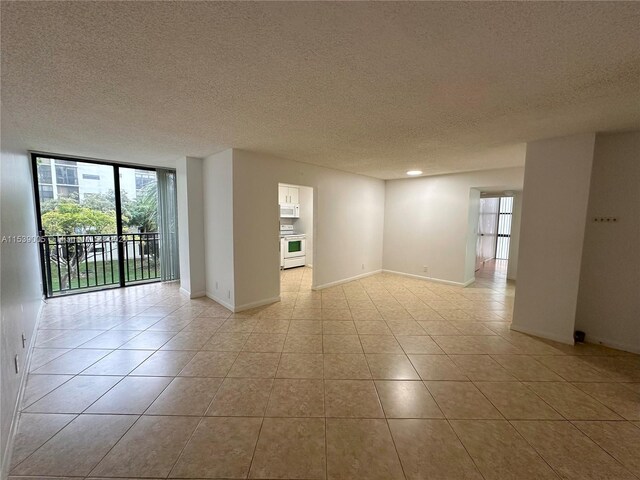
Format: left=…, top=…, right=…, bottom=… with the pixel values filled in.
left=509, top=323, right=575, bottom=346
left=578, top=333, right=640, bottom=355
left=234, top=296, right=281, bottom=313
left=179, top=287, right=205, bottom=299
left=381, top=269, right=471, bottom=287
left=313, top=270, right=382, bottom=290
left=2, top=297, right=45, bottom=479
left=204, top=292, right=281, bottom=313
left=205, top=291, right=235, bottom=312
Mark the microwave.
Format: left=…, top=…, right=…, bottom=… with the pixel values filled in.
left=280, top=203, right=300, bottom=218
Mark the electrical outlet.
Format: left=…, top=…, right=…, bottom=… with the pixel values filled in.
left=215, top=281, right=219, bottom=289
left=361, top=263, right=365, bottom=270
left=228, top=290, right=231, bottom=299
left=423, top=266, right=428, bottom=273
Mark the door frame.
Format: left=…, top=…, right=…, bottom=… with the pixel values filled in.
left=276, top=182, right=316, bottom=294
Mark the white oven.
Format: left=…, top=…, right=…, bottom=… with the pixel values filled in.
left=280, top=232, right=306, bottom=269
left=280, top=203, right=300, bottom=218
left=283, top=235, right=306, bottom=259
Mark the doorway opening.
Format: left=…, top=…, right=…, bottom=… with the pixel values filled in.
left=475, top=195, right=514, bottom=277
left=32, top=154, right=179, bottom=297
left=278, top=183, right=314, bottom=295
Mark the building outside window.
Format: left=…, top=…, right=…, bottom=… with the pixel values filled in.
left=135, top=171, right=156, bottom=192
left=34, top=158, right=144, bottom=202
left=54, top=162, right=78, bottom=186
left=56, top=185, right=80, bottom=198
left=39, top=184, right=54, bottom=201
left=37, top=158, right=53, bottom=184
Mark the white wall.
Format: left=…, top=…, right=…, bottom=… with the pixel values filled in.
left=230, top=149, right=385, bottom=309
left=512, top=133, right=595, bottom=344
left=383, top=167, right=524, bottom=285
left=203, top=150, right=235, bottom=309
left=473, top=193, right=522, bottom=280
left=0, top=150, right=43, bottom=476
left=176, top=157, right=206, bottom=297
left=506, top=192, right=523, bottom=280
left=575, top=132, right=640, bottom=353
left=294, top=185, right=314, bottom=267
left=465, top=189, right=481, bottom=281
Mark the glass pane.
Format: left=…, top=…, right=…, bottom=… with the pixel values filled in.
left=288, top=240, right=302, bottom=253
left=55, top=165, right=78, bottom=185
left=37, top=158, right=117, bottom=235
left=477, top=197, right=499, bottom=262
left=496, top=236, right=511, bottom=260
left=36, top=157, right=118, bottom=296
left=39, top=184, right=54, bottom=201
left=37, top=158, right=53, bottom=184
left=499, top=196, right=514, bottom=214
left=119, top=167, right=159, bottom=284
left=498, top=214, right=512, bottom=235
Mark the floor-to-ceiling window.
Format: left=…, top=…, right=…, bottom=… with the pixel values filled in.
left=476, top=197, right=499, bottom=270
left=476, top=195, right=514, bottom=272
left=495, top=196, right=514, bottom=260
left=31, top=154, right=179, bottom=297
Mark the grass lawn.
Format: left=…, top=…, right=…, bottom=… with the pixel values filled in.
left=47, top=258, right=160, bottom=294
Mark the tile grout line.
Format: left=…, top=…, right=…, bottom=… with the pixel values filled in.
left=568, top=419, right=640, bottom=475
left=444, top=417, right=489, bottom=480
left=83, top=413, right=143, bottom=479
left=15, top=269, right=639, bottom=479
left=164, top=414, right=207, bottom=479
left=7, top=412, right=79, bottom=475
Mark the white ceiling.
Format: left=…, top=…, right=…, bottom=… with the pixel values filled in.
left=1, top=2, right=639, bottom=179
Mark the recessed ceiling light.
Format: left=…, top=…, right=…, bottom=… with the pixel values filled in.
left=406, top=170, right=422, bottom=176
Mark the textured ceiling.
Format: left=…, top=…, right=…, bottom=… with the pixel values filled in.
left=2, top=2, right=639, bottom=178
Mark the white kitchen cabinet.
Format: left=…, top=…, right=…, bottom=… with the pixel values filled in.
left=279, top=186, right=289, bottom=204
left=278, top=186, right=299, bottom=204
left=288, top=187, right=299, bottom=204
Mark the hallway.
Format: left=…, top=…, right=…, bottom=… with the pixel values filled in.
left=8, top=270, right=640, bottom=480
left=474, top=259, right=510, bottom=287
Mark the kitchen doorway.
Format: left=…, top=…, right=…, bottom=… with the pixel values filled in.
left=278, top=183, right=314, bottom=296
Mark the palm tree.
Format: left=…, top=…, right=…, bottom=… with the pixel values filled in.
left=128, top=182, right=158, bottom=233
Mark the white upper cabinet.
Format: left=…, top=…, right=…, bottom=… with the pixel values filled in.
left=288, top=187, right=299, bottom=204
left=278, top=186, right=299, bottom=204
left=278, top=186, right=289, bottom=204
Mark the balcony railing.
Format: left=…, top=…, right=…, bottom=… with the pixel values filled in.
left=40, top=233, right=160, bottom=297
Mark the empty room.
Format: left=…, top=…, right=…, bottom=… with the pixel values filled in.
left=1, top=2, right=639, bottom=480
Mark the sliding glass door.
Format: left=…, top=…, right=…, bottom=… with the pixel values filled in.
left=119, top=167, right=160, bottom=285
left=32, top=154, right=179, bottom=297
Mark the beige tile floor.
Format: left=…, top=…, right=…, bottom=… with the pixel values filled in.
left=8, top=262, right=640, bottom=480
